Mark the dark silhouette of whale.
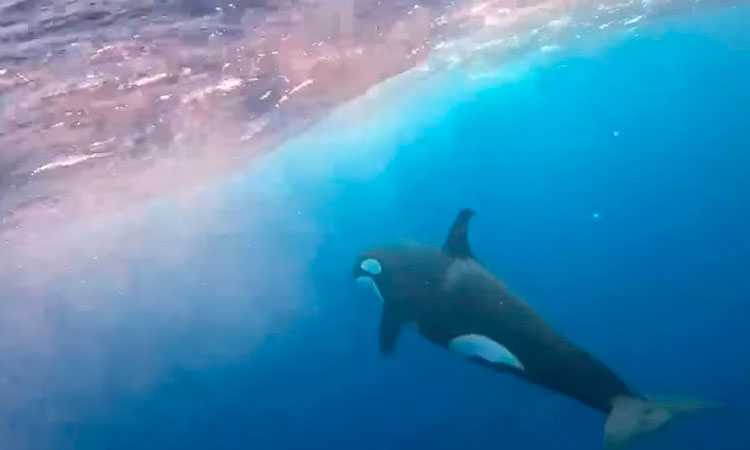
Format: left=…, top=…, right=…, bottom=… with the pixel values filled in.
left=353, top=208, right=719, bottom=449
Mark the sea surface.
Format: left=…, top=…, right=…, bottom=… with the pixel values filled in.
left=0, top=1, right=748, bottom=449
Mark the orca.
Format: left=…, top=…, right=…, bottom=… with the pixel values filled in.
left=353, top=208, right=720, bottom=449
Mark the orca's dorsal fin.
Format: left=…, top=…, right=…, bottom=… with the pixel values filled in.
left=442, top=208, right=475, bottom=259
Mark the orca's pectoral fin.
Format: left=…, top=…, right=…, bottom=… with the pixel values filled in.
left=442, top=208, right=476, bottom=259
left=379, top=305, right=402, bottom=355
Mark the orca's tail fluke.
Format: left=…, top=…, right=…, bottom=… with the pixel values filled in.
left=604, top=394, right=722, bottom=449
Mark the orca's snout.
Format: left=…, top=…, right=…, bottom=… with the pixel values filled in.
left=352, top=255, right=368, bottom=278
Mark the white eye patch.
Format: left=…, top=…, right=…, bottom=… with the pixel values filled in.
left=360, top=258, right=382, bottom=275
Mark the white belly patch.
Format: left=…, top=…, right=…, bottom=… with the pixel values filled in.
left=356, top=276, right=384, bottom=303
left=449, top=334, right=525, bottom=371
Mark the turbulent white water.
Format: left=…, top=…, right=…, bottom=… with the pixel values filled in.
left=0, top=0, right=731, bottom=240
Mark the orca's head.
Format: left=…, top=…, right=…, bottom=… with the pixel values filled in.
left=352, top=243, right=450, bottom=312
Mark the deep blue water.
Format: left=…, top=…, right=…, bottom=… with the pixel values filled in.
left=3, top=6, right=749, bottom=450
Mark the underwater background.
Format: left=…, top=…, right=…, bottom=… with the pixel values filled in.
left=1, top=1, right=749, bottom=449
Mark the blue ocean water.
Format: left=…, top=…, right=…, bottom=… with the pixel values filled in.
left=2, top=5, right=749, bottom=450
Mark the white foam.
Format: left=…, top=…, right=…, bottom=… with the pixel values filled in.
left=623, top=15, right=644, bottom=26
left=31, top=153, right=112, bottom=175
